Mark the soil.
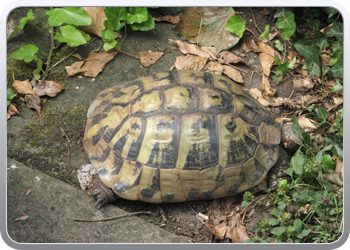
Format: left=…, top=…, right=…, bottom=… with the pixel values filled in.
left=7, top=7, right=301, bottom=243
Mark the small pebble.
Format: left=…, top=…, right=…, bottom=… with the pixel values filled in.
left=34, top=176, right=41, bottom=182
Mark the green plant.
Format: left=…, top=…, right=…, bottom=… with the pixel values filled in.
left=7, top=89, right=16, bottom=107
left=8, top=7, right=157, bottom=81
left=225, top=14, right=246, bottom=38
left=250, top=109, right=343, bottom=243
left=9, top=8, right=93, bottom=81
left=101, top=7, right=155, bottom=51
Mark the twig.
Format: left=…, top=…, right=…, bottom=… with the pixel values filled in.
left=119, top=50, right=140, bottom=60
left=72, top=211, right=152, bottom=222
left=197, top=16, right=204, bottom=45
left=249, top=71, right=254, bottom=84
left=60, top=127, right=71, bottom=143
left=48, top=48, right=77, bottom=72
left=249, top=8, right=262, bottom=34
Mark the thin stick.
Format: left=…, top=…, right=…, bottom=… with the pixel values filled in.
left=60, top=127, right=71, bottom=143
left=48, top=48, right=77, bottom=72
left=249, top=8, right=262, bottom=34
left=72, top=211, right=152, bottom=222
left=119, top=50, right=140, bottom=60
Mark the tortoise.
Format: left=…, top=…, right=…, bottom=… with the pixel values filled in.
left=83, top=71, right=287, bottom=209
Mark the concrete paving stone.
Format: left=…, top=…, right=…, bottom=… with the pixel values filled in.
left=6, top=158, right=189, bottom=243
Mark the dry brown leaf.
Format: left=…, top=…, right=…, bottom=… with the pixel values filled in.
left=323, top=170, right=343, bottom=186
left=202, top=199, right=250, bottom=243
left=218, top=51, right=247, bottom=65
left=293, top=76, right=314, bottom=92
left=247, top=88, right=271, bottom=107
left=261, top=74, right=276, bottom=98
left=298, top=116, right=317, bottom=132
left=13, top=77, right=36, bottom=95
left=333, top=95, right=343, bottom=106
left=296, top=204, right=312, bottom=217
left=33, top=81, right=65, bottom=97
left=25, top=189, right=31, bottom=195
left=25, top=94, right=41, bottom=116
left=225, top=213, right=250, bottom=243
left=259, top=53, right=274, bottom=76
left=320, top=23, right=333, bottom=34
left=66, top=51, right=118, bottom=77
left=204, top=61, right=224, bottom=75
left=13, top=215, right=29, bottom=222
left=258, top=42, right=275, bottom=57
left=139, top=51, right=164, bottom=67
left=169, top=39, right=218, bottom=60
left=320, top=52, right=334, bottom=67
left=241, top=35, right=261, bottom=53
left=172, top=55, right=208, bottom=71
left=223, top=65, right=244, bottom=84
left=80, top=7, right=106, bottom=37
left=7, top=103, right=19, bottom=120
left=7, top=15, right=15, bottom=39
left=153, top=15, right=180, bottom=24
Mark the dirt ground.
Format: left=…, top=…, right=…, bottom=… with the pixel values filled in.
left=7, top=7, right=295, bottom=243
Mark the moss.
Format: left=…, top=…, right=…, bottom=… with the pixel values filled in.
left=7, top=58, right=33, bottom=85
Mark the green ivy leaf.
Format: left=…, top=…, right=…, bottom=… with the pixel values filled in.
left=130, top=13, right=155, bottom=31
left=225, top=14, right=246, bottom=38
left=46, top=7, right=92, bottom=27
left=260, top=24, right=270, bottom=40
left=276, top=11, right=296, bottom=39
left=327, top=21, right=343, bottom=41
left=126, top=7, right=148, bottom=24
left=322, top=7, right=339, bottom=18
left=10, top=44, right=38, bottom=63
left=104, top=7, right=126, bottom=31
left=332, top=144, right=343, bottom=160
left=103, top=41, right=118, bottom=51
left=275, top=40, right=284, bottom=52
left=33, top=58, right=42, bottom=80
left=7, top=89, right=16, bottom=106
left=101, top=27, right=116, bottom=42
left=8, top=9, right=35, bottom=40
left=330, top=56, right=343, bottom=78
left=54, top=25, right=91, bottom=47
left=316, top=106, right=329, bottom=124
left=291, top=114, right=303, bottom=141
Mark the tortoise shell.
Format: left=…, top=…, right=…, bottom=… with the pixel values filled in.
left=83, top=71, right=281, bottom=203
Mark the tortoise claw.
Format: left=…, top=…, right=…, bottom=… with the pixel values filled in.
left=88, top=177, right=117, bottom=209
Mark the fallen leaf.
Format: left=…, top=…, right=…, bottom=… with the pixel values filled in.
left=13, top=215, right=29, bottom=222
left=298, top=116, right=317, bottom=132
left=223, top=65, right=244, bottom=84
left=259, top=53, right=274, bottom=76
left=293, top=76, right=314, bottom=92
left=323, top=170, right=343, bottom=186
left=332, top=95, right=343, bottom=106
left=172, top=55, right=208, bottom=71
left=204, top=61, right=224, bottom=75
left=139, top=51, right=164, bottom=67
left=177, top=7, right=240, bottom=52
left=169, top=39, right=217, bottom=60
left=33, top=81, right=65, bottom=97
left=80, top=7, right=106, bottom=37
left=153, top=15, right=180, bottom=24
left=258, top=42, right=275, bottom=57
left=202, top=199, right=250, bottom=243
left=320, top=23, right=333, bottom=34
left=12, top=77, right=36, bottom=95
left=218, top=50, right=248, bottom=65
left=25, top=189, right=31, bottom=195
left=261, top=74, right=276, bottom=98
left=7, top=103, right=19, bottom=120
left=296, top=204, right=312, bottom=217
left=25, top=94, right=41, bottom=116
left=7, top=15, right=15, bottom=39
left=247, top=88, right=272, bottom=107
left=241, top=35, right=261, bottom=53
left=65, top=51, right=118, bottom=77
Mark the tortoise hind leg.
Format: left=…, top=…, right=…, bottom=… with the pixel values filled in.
left=89, top=176, right=117, bottom=210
